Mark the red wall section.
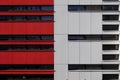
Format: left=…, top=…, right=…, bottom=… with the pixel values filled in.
left=0, top=70, right=54, bottom=74
left=0, top=0, right=53, bottom=5
left=0, top=51, right=54, bottom=64
left=0, top=22, right=54, bottom=34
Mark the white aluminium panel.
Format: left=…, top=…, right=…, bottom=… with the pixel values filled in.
left=91, top=0, right=102, bottom=4
left=69, top=72, right=79, bottom=80
left=54, top=35, right=68, bottom=64
left=80, top=72, right=90, bottom=80
left=91, top=72, right=102, bottom=80
left=54, top=0, right=68, bottom=5
left=91, top=13, right=102, bottom=34
left=68, top=42, right=80, bottom=64
left=68, top=0, right=79, bottom=4
left=54, top=65, right=68, bottom=80
left=54, top=6, right=68, bottom=34
left=80, top=13, right=91, bottom=34
left=91, top=42, right=102, bottom=64
left=69, top=12, right=79, bottom=34
left=80, top=42, right=91, bottom=64
left=79, top=0, right=91, bottom=4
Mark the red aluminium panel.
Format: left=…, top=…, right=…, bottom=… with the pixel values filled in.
left=0, top=0, right=53, bottom=5
left=0, top=70, right=54, bottom=74
left=0, top=51, right=54, bottom=64
left=0, top=22, right=54, bottom=34
left=0, top=41, right=54, bottom=45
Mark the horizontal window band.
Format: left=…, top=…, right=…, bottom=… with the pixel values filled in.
left=103, top=74, right=119, bottom=80
left=68, top=64, right=119, bottom=70
left=0, top=35, right=54, bottom=41
left=103, top=54, right=119, bottom=60
left=103, top=0, right=118, bottom=1
left=103, top=44, right=119, bottom=50
left=0, top=5, right=54, bottom=11
left=68, top=5, right=118, bottom=11
left=103, top=15, right=119, bottom=21
left=0, top=74, right=53, bottom=80
left=102, top=25, right=119, bottom=31
left=0, top=45, right=54, bottom=51
left=0, top=64, right=54, bottom=70
left=0, top=15, right=54, bottom=21
left=68, top=34, right=119, bottom=40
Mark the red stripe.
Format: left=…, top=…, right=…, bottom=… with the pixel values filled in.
left=0, top=52, right=54, bottom=64
left=0, top=22, right=54, bottom=34
left=0, top=0, right=54, bottom=5
left=0, top=70, right=54, bottom=74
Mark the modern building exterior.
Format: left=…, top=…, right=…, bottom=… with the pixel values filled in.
left=0, top=0, right=119, bottom=80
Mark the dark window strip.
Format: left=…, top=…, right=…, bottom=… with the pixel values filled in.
left=0, top=15, right=54, bottom=21
left=103, top=44, right=119, bottom=50
left=0, top=74, right=54, bottom=79
left=0, top=45, right=54, bottom=51
left=103, top=54, right=119, bottom=60
left=103, top=25, right=119, bottom=31
left=103, top=0, right=118, bottom=1
left=68, top=34, right=119, bottom=40
left=68, top=64, right=119, bottom=70
left=0, top=5, right=54, bottom=11
left=103, top=74, right=119, bottom=80
left=103, top=15, right=119, bottom=21
left=0, top=35, right=54, bottom=40
left=68, top=5, right=118, bottom=11
left=0, top=64, right=54, bottom=70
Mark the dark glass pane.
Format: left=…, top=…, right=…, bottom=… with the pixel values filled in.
left=68, top=5, right=118, bottom=11
left=68, top=64, right=85, bottom=70
left=0, top=64, right=54, bottom=70
left=68, top=64, right=119, bottom=70
left=68, top=5, right=85, bottom=11
left=103, top=0, right=118, bottom=1
left=0, top=35, right=54, bottom=40
left=103, top=15, right=119, bottom=21
left=102, top=64, right=119, bottom=70
left=102, top=35, right=119, bottom=40
left=0, top=74, right=53, bottom=80
left=0, top=15, right=54, bottom=21
left=86, top=5, right=101, bottom=10
left=0, top=45, right=53, bottom=51
left=103, top=74, right=119, bottom=80
left=102, top=5, right=118, bottom=10
left=103, top=54, right=119, bottom=60
left=0, top=6, right=53, bottom=11
left=41, top=6, right=53, bottom=11
left=103, top=44, right=119, bottom=50
left=103, top=25, right=119, bottom=30
left=86, top=35, right=101, bottom=40
left=68, top=35, right=119, bottom=40
left=41, top=16, right=54, bottom=21
left=68, top=35, right=85, bottom=40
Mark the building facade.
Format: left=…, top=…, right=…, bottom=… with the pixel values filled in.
left=0, top=0, right=119, bottom=80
